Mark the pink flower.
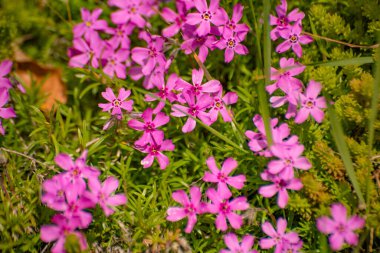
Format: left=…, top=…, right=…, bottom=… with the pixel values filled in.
left=270, top=0, right=305, bottom=40
left=181, top=35, right=217, bottom=63
left=203, top=157, right=246, bottom=196
left=221, top=233, right=258, bottom=253
left=267, top=144, right=311, bottom=180
left=185, top=0, right=226, bottom=36
left=218, top=4, right=250, bottom=37
left=245, top=115, right=299, bottom=157
left=128, top=108, right=170, bottom=146
left=102, top=48, right=130, bottom=78
left=57, top=184, right=95, bottom=228
left=206, top=188, right=249, bottom=231
left=176, top=68, right=221, bottom=96
left=131, top=33, right=166, bottom=76
left=171, top=90, right=213, bottom=133
left=106, top=23, right=135, bottom=49
left=98, top=88, right=134, bottom=116
left=68, top=36, right=105, bottom=68
left=161, top=3, right=187, bottom=38
left=54, top=150, right=100, bottom=191
left=167, top=186, right=203, bottom=233
left=0, top=88, right=16, bottom=135
left=294, top=80, right=327, bottom=124
left=144, top=73, right=178, bottom=113
left=88, top=177, right=126, bottom=216
left=215, top=29, right=249, bottom=63
left=258, top=170, right=303, bottom=208
left=0, top=60, right=12, bottom=89
left=41, top=174, right=70, bottom=210
left=266, top=57, right=305, bottom=95
left=139, top=132, right=175, bottom=169
left=41, top=214, right=87, bottom=253
left=109, top=0, right=154, bottom=28
left=208, top=90, right=238, bottom=123
left=260, top=218, right=301, bottom=253
left=73, top=8, right=108, bottom=41
left=276, top=22, right=313, bottom=58
left=317, top=203, right=365, bottom=251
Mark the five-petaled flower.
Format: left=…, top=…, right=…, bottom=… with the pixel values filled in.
left=220, top=233, right=258, bottom=253
left=98, top=88, right=134, bottom=117
left=167, top=186, right=204, bottom=233
left=317, top=203, right=365, bottom=251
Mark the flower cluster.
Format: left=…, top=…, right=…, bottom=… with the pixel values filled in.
left=40, top=151, right=126, bottom=253
left=167, top=157, right=248, bottom=232
left=0, top=60, right=17, bottom=135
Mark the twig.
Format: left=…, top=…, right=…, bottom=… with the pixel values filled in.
left=302, top=31, right=379, bottom=49
left=1, top=148, right=58, bottom=172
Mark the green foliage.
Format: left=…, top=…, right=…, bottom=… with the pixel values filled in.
left=0, top=0, right=380, bottom=252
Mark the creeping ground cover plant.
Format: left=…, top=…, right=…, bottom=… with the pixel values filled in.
left=1, top=0, right=380, bottom=252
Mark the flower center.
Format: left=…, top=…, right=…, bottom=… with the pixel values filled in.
left=217, top=172, right=227, bottom=182
left=227, top=39, right=236, bottom=48
left=220, top=201, right=230, bottom=214
left=227, top=20, right=236, bottom=30
left=113, top=99, right=122, bottom=107
left=284, top=158, right=293, bottom=166
left=337, top=224, right=346, bottom=233
left=201, top=11, right=212, bottom=21
left=305, top=100, right=314, bottom=108
left=193, top=84, right=202, bottom=94
left=58, top=190, right=64, bottom=197
left=150, top=145, right=160, bottom=155
left=145, top=122, right=155, bottom=132
left=129, top=6, right=137, bottom=14
left=185, top=203, right=196, bottom=214
left=290, top=35, right=298, bottom=43
left=72, top=168, right=80, bottom=177
left=149, top=48, right=157, bottom=57
left=117, top=30, right=123, bottom=36
left=278, top=16, right=288, bottom=27
left=188, top=106, right=199, bottom=116
left=85, top=21, right=92, bottom=27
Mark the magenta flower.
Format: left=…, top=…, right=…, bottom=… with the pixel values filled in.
left=317, top=203, right=365, bottom=251
left=144, top=73, right=178, bottom=113
left=294, top=80, right=327, bottom=124
left=88, top=177, right=126, bottom=216
left=167, top=186, right=203, bottom=233
left=110, top=0, right=154, bottom=28
left=181, top=34, right=217, bottom=62
left=0, top=60, right=12, bottom=89
left=176, top=68, right=221, bottom=96
left=266, top=57, right=305, bottom=95
left=215, top=29, right=249, bottom=63
left=106, top=23, right=134, bottom=49
left=131, top=34, right=166, bottom=76
left=128, top=108, right=170, bottom=146
left=161, top=3, right=186, bottom=38
left=185, top=0, right=226, bottom=36
left=208, top=90, right=238, bottom=123
left=276, top=22, right=313, bottom=58
left=267, top=144, right=311, bottom=180
left=41, top=214, right=87, bottom=253
left=98, top=88, right=134, bottom=116
left=171, top=90, right=213, bottom=133
left=218, top=4, right=250, bottom=37
left=54, top=150, right=100, bottom=192
left=73, top=8, right=108, bottom=41
left=206, top=188, right=249, bottom=231
left=68, top=36, right=105, bottom=68
left=258, top=169, right=303, bottom=208
left=0, top=88, right=16, bottom=135
left=57, top=184, right=95, bottom=228
left=245, top=115, right=299, bottom=157
left=270, top=0, right=305, bottom=40
left=260, top=218, right=301, bottom=253
left=102, top=48, right=129, bottom=79
left=221, top=233, right=258, bottom=253
left=139, top=131, right=175, bottom=169
left=41, top=174, right=70, bottom=211
left=203, top=157, right=246, bottom=196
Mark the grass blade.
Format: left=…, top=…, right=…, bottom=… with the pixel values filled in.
left=259, top=0, right=273, bottom=145
left=307, top=57, right=374, bottom=67
left=328, top=105, right=365, bottom=206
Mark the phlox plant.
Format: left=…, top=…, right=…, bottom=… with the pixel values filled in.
left=1, top=0, right=380, bottom=252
